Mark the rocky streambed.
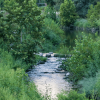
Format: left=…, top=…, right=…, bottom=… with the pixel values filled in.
left=27, top=53, right=72, bottom=100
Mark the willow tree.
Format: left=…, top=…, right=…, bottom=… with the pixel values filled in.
left=4, top=0, right=44, bottom=63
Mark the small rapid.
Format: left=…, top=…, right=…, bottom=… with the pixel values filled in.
left=27, top=54, right=72, bottom=100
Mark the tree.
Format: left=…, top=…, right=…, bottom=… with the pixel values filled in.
left=0, top=0, right=4, bottom=10
left=3, top=0, right=44, bottom=63
left=60, top=0, right=78, bottom=26
left=72, top=0, right=100, bottom=18
left=45, top=0, right=55, bottom=6
left=87, top=2, right=100, bottom=27
left=43, top=6, right=56, bottom=21
left=53, top=0, right=64, bottom=11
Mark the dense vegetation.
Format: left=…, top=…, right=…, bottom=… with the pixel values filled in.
left=1, top=0, right=100, bottom=99
left=0, top=49, right=45, bottom=100
left=60, top=0, right=78, bottom=26
left=74, top=1, right=100, bottom=29
left=0, top=0, right=66, bottom=99
left=59, top=33, right=100, bottom=99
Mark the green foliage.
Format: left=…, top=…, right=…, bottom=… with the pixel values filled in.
left=43, top=6, right=56, bottom=21
left=57, top=90, right=89, bottom=100
left=56, top=45, right=69, bottom=54
left=45, top=0, right=55, bottom=6
left=35, top=55, right=47, bottom=63
left=78, top=70, right=100, bottom=99
left=2, top=0, right=44, bottom=63
left=53, top=0, right=64, bottom=11
left=72, top=0, right=99, bottom=18
left=43, top=18, right=64, bottom=36
left=0, top=49, right=30, bottom=71
left=74, top=19, right=91, bottom=28
left=0, top=49, right=44, bottom=100
left=87, top=2, right=100, bottom=27
left=61, top=33, right=100, bottom=83
left=0, top=0, right=4, bottom=10
left=60, top=0, right=78, bottom=26
left=38, top=18, right=65, bottom=52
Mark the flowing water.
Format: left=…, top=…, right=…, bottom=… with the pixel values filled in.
left=27, top=30, right=98, bottom=99
left=27, top=54, right=72, bottom=100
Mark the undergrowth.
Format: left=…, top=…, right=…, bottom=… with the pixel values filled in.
left=0, top=49, right=44, bottom=100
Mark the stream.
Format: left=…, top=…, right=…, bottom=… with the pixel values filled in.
left=27, top=30, right=96, bottom=99
left=27, top=54, right=72, bottom=100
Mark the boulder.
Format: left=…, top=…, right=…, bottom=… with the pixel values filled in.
left=57, top=68, right=62, bottom=71
left=46, top=54, right=51, bottom=57
left=65, top=72, right=70, bottom=76
left=39, top=61, right=45, bottom=64
left=54, top=53, right=59, bottom=57
left=39, top=53, right=43, bottom=57
left=55, top=70, right=65, bottom=73
left=65, top=54, right=72, bottom=58
left=54, top=53, right=65, bottom=57
left=49, top=52, right=53, bottom=54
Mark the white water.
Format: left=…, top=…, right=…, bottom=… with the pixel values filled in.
left=27, top=56, right=72, bottom=100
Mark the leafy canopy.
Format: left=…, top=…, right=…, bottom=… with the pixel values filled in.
left=87, top=2, right=100, bottom=27
left=60, top=0, right=78, bottom=26
left=3, top=0, right=44, bottom=63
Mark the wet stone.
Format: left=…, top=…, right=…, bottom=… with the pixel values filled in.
left=46, top=54, right=51, bottom=57
left=55, top=70, right=65, bottom=73
left=57, top=68, right=63, bottom=71
left=49, top=52, right=53, bottom=54
left=39, top=61, right=45, bottom=64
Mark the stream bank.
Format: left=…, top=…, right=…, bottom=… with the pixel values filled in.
left=27, top=53, right=72, bottom=100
